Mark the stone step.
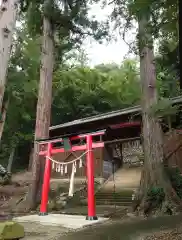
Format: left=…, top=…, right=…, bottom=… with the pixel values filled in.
left=95, top=189, right=133, bottom=206
left=95, top=196, right=132, bottom=202
left=101, top=168, right=141, bottom=192
left=81, top=198, right=132, bottom=206
left=96, top=200, right=131, bottom=206
left=101, top=184, right=139, bottom=190
left=96, top=188, right=134, bottom=194
left=96, top=190, right=133, bottom=196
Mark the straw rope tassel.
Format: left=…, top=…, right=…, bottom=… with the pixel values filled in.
left=79, top=158, right=82, bottom=168
left=58, top=164, right=61, bottom=172
left=64, top=164, right=67, bottom=174
left=52, top=162, right=55, bottom=169
left=74, top=161, right=77, bottom=173
left=68, top=163, right=75, bottom=197
left=61, top=165, right=64, bottom=175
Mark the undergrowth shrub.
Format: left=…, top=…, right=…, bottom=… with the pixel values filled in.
left=147, top=187, right=165, bottom=205
left=166, top=167, right=182, bottom=198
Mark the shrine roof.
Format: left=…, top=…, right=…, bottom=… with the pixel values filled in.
left=49, top=96, right=182, bottom=137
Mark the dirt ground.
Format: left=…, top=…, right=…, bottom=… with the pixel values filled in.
left=20, top=222, right=69, bottom=240
left=142, top=224, right=182, bottom=240
left=1, top=171, right=182, bottom=239
left=15, top=214, right=182, bottom=240
left=58, top=214, right=182, bottom=240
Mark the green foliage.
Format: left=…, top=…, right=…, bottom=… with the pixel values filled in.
left=149, top=98, right=179, bottom=118
left=110, top=0, right=178, bottom=42
left=23, top=0, right=109, bottom=64
left=109, top=0, right=179, bottom=91
left=147, top=187, right=165, bottom=205
left=0, top=0, right=180, bottom=175
left=155, top=38, right=180, bottom=97
left=0, top=21, right=141, bottom=167
left=0, top=24, right=39, bottom=166
left=166, top=167, right=182, bottom=199
left=146, top=167, right=182, bottom=210
left=51, top=60, right=141, bottom=125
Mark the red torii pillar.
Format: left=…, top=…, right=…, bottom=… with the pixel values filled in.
left=39, top=135, right=98, bottom=220
left=86, top=135, right=97, bottom=220
left=39, top=142, right=52, bottom=215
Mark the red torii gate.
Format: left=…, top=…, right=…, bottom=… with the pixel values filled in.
left=38, top=130, right=105, bottom=220
left=37, top=121, right=141, bottom=220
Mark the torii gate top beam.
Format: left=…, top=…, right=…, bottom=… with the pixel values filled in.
left=38, top=130, right=105, bottom=156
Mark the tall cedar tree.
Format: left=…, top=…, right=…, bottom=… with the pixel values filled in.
left=0, top=0, right=19, bottom=141
left=110, top=0, right=180, bottom=214
left=20, top=0, right=108, bottom=210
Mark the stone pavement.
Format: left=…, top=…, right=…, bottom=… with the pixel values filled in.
left=12, top=205, right=126, bottom=239
left=13, top=213, right=182, bottom=240
left=14, top=214, right=108, bottom=230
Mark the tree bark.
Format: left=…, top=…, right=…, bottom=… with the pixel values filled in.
left=28, top=147, right=34, bottom=171
left=27, top=16, right=54, bottom=210
left=0, top=98, right=9, bottom=141
left=137, top=14, right=180, bottom=214
left=7, top=145, right=16, bottom=173
left=0, top=0, right=18, bottom=112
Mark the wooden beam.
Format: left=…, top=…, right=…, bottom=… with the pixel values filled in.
left=109, top=121, right=141, bottom=129
left=105, top=137, right=141, bottom=145
left=39, top=142, right=104, bottom=156
left=37, top=130, right=105, bottom=145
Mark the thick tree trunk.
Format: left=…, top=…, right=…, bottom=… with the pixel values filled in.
left=0, top=98, right=9, bottom=141
left=0, top=0, right=18, bottom=112
left=27, top=16, right=54, bottom=210
left=137, top=15, right=180, bottom=214
left=7, top=145, right=16, bottom=173
left=28, top=147, right=34, bottom=171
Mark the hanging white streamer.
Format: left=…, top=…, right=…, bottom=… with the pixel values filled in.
left=68, top=164, right=75, bottom=197
left=47, top=150, right=89, bottom=165
left=61, top=165, right=64, bottom=175
left=55, top=164, right=58, bottom=172
left=79, top=158, right=82, bottom=168
left=47, top=150, right=91, bottom=193
left=64, top=164, right=67, bottom=174
left=59, top=164, right=61, bottom=172
left=43, top=148, right=102, bottom=198
left=74, top=162, right=77, bottom=173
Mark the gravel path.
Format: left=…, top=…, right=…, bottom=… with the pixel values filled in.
left=142, top=224, right=182, bottom=240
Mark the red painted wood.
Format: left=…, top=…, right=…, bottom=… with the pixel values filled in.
left=86, top=135, right=96, bottom=218
left=38, top=131, right=105, bottom=145
left=110, top=121, right=141, bottom=129
left=40, top=143, right=52, bottom=214
left=39, top=142, right=104, bottom=156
